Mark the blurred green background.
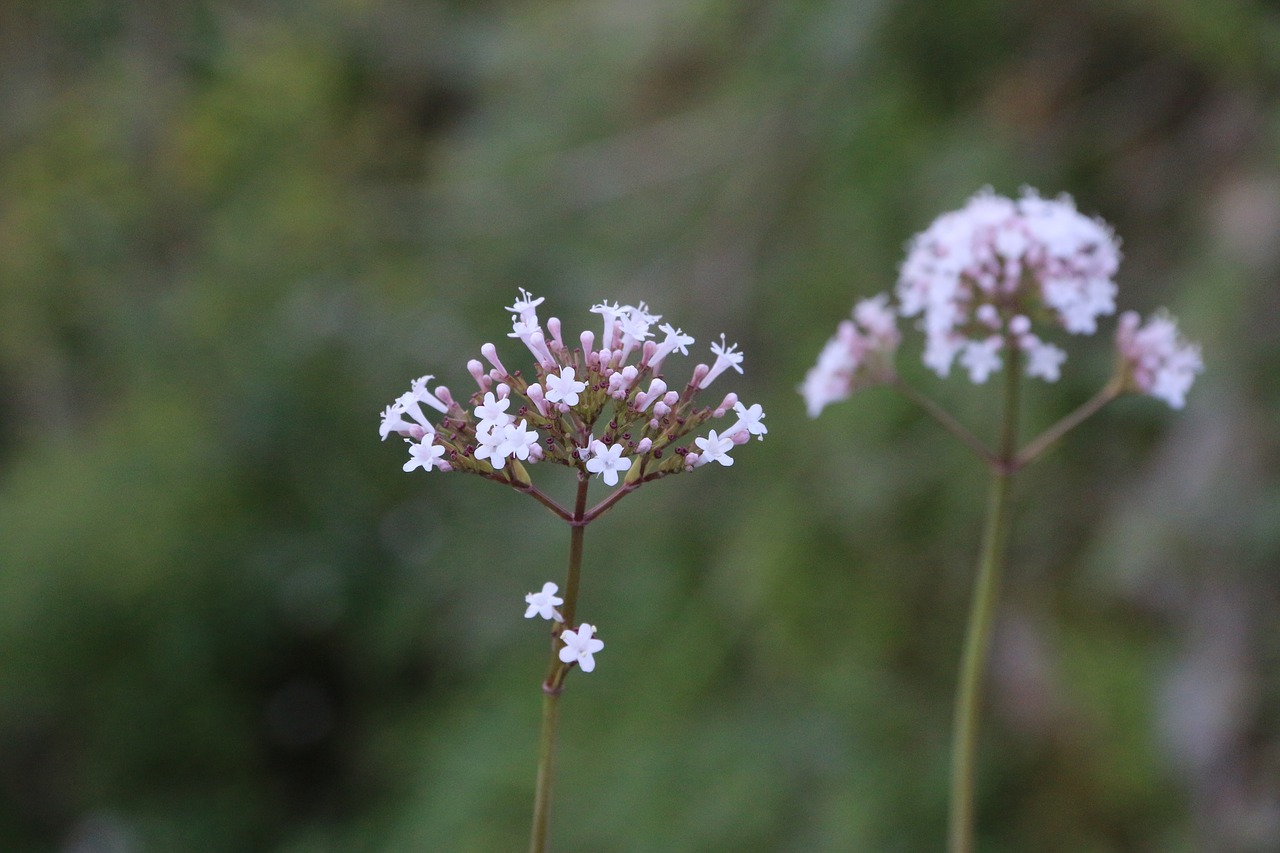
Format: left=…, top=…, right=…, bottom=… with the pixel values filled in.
left=1, top=1, right=1277, bottom=851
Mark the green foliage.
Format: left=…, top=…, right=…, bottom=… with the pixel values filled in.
left=1, top=1, right=1277, bottom=850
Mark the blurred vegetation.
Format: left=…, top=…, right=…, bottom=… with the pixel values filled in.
left=1, top=1, right=1278, bottom=851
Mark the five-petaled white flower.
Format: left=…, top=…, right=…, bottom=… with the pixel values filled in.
left=403, top=436, right=446, bottom=472
left=498, top=419, right=539, bottom=462
left=558, top=623, right=604, bottom=672
left=694, top=429, right=735, bottom=467
left=524, top=582, right=564, bottom=622
left=585, top=440, right=631, bottom=486
left=474, top=391, right=513, bottom=430
left=960, top=337, right=1003, bottom=384
left=474, top=425, right=507, bottom=469
left=544, top=367, right=588, bottom=406
left=729, top=402, right=767, bottom=441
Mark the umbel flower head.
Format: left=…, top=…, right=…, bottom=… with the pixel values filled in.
left=802, top=187, right=1203, bottom=416
left=380, top=289, right=766, bottom=488
left=897, top=187, right=1118, bottom=382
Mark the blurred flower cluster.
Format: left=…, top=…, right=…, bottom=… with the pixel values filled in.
left=803, top=188, right=1203, bottom=414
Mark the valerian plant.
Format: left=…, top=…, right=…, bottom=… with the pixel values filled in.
left=802, top=188, right=1202, bottom=853
left=381, top=291, right=766, bottom=852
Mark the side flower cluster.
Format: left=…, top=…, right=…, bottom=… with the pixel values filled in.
left=1115, top=310, right=1203, bottom=409
left=800, top=294, right=901, bottom=418
left=801, top=188, right=1203, bottom=416
left=380, top=289, right=767, bottom=488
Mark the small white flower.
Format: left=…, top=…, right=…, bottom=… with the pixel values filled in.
left=498, top=419, right=539, bottom=462
left=558, top=623, right=604, bottom=672
left=1024, top=339, right=1066, bottom=382
left=649, top=323, right=695, bottom=369
left=617, top=303, right=659, bottom=349
left=474, top=391, right=514, bottom=430
left=474, top=424, right=507, bottom=469
left=698, top=335, right=745, bottom=389
left=544, top=367, right=588, bottom=406
left=380, top=404, right=428, bottom=441
left=505, top=288, right=545, bottom=323
left=693, top=429, right=735, bottom=466
left=590, top=300, right=624, bottom=347
left=960, top=337, right=1003, bottom=384
left=729, top=402, right=768, bottom=440
left=585, top=440, right=631, bottom=486
left=392, top=381, right=445, bottom=437
left=403, top=435, right=446, bottom=472
left=524, top=581, right=564, bottom=622
left=409, top=375, right=451, bottom=414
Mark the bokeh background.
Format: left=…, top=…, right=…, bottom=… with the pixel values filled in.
left=1, top=1, right=1277, bottom=851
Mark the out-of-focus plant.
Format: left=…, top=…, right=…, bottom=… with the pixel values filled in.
left=802, top=188, right=1203, bottom=853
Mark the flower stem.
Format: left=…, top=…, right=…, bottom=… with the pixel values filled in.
left=529, top=690, right=561, bottom=853
left=1014, top=376, right=1122, bottom=470
left=948, top=350, right=1021, bottom=853
left=892, top=378, right=999, bottom=468
left=528, top=472, right=591, bottom=853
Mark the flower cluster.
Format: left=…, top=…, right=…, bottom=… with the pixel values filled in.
left=800, top=294, right=901, bottom=418
left=1115, top=310, right=1203, bottom=409
left=380, top=289, right=767, bottom=487
left=897, top=187, right=1119, bottom=382
left=802, top=188, right=1202, bottom=415
left=382, top=291, right=767, bottom=675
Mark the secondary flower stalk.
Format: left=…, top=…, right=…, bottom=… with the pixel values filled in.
left=801, top=187, right=1202, bottom=853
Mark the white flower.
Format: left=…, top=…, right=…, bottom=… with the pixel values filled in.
left=1116, top=310, right=1203, bottom=409
left=728, top=402, right=767, bottom=440
left=544, top=367, right=588, bottom=406
left=506, top=288, right=545, bottom=324
left=649, top=323, right=695, bottom=369
left=474, top=424, right=507, bottom=469
left=403, top=435, right=446, bottom=472
left=524, top=581, right=564, bottom=622
left=698, top=335, right=745, bottom=389
left=1023, top=339, right=1066, bottom=382
left=960, top=336, right=1003, bottom=384
left=474, top=391, right=514, bottom=430
left=585, top=440, right=631, bottom=486
left=380, top=404, right=429, bottom=441
left=409, top=375, right=451, bottom=415
left=498, top=419, right=539, bottom=462
left=590, top=300, right=624, bottom=347
left=558, top=623, right=604, bottom=672
left=616, top=303, right=659, bottom=360
left=693, top=429, right=735, bottom=466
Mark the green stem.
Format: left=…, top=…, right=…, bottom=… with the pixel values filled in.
left=892, top=378, right=999, bottom=468
left=529, top=690, right=560, bottom=853
left=1014, top=376, right=1122, bottom=470
left=948, top=349, right=1021, bottom=853
left=529, top=472, right=591, bottom=853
